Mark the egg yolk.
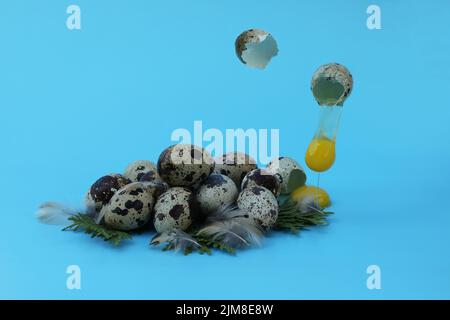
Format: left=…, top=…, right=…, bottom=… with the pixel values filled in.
left=291, top=185, right=331, bottom=209
left=305, top=137, right=335, bottom=172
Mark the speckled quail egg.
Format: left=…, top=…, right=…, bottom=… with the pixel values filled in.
left=141, top=180, right=169, bottom=201
left=139, top=180, right=169, bottom=225
left=214, top=152, right=257, bottom=187
left=153, top=187, right=195, bottom=233
left=157, top=144, right=214, bottom=187
left=237, top=186, right=278, bottom=229
left=266, top=157, right=307, bottom=194
left=241, top=169, right=281, bottom=197
left=124, top=160, right=159, bottom=182
left=103, top=182, right=155, bottom=231
left=196, top=174, right=239, bottom=215
left=85, top=174, right=131, bottom=213
left=138, top=169, right=161, bottom=183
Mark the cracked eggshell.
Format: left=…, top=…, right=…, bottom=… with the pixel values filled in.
left=237, top=186, right=278, bottom=229
left=157, top=144, right=214, bottom=187
left=214, top=152, right=257, bottom=187
left=241, top=168, right=281, bottom=197
left=311, top=63, right=353, bottom=106
left=124, top=160, right=159, bottom=182
left=85, top=174, right=131, bottom=213
left=103, top=182, right=155, bottom=231
left=235, top=29, right=278, bottom=69
left=266, top=157, right=306, bottom=194
left=196, top=174, right=239, bottom=215
left=153, top=187, right=195, bottom=233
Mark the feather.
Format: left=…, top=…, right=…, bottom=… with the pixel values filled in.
left=36, top=202, right=78, bottom=225
left=297, top=195, right=325, bottom=215
left=151, top=229, right=201, bottom=253
left=197, top=217, right=264, bottom=249
left=206, top=203, right=248, bottom=222
left=91, top=206, right=106, bottom=225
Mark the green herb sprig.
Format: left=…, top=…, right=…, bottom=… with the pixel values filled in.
left=158, top=228, right=235, bottom=256
left=275, top=196, right=333, bottom=233
left=63, top=213, right=132, bottom=246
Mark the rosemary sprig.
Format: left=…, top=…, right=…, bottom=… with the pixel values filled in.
left=63, top=213, right=132, bottom=246
left=194, top=234, right=235, bottom=255
left=275, top=197, right=333, bottom=233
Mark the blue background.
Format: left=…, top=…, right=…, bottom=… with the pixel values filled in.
left=1, top=0, right=449, bottom=299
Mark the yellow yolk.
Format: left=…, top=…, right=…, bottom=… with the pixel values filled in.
left=291, top=185, right=331, bottom=209
left=305, top=137, right=335, bottom=172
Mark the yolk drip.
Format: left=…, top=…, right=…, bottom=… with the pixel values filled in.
left=305, top=137, right=335, bottom=172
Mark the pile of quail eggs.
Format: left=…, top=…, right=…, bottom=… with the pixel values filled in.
left=85, top=143, right=306, bottom=234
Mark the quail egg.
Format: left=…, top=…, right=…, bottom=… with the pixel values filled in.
left=214, top=152, right=257, bottom=187
left=266, top=157, right=307, bottom=194
left=241, top=168, right=281, bottom=197
left=138, top=169, right=161, bottom=183
left=141, top=180, right=169, bottom=201
left=157, top=144, right=214, bottom=187
left=196, top=174, right=239, bottom=215
left=103, top=182, right=155, bottom=231
left=235, top=29, right=278, bottom=69
left=139, top=180, right=169, bottom=225
left=124, top=160, right=159, bottom=182
left=237, top=186, right=278, bottom=229
left=85, top=174, right=131, bottom=213
left=153, top=187, right=195, bottom=233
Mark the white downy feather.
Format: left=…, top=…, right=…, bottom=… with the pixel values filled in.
left=36, top=202, right=78, bottom=225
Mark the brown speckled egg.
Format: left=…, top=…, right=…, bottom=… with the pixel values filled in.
left=153, top=187, right=194, bottom=233
left=214, top=152, right=257, bottom=187
left=124, top=160, right=159, bottom=182
left=157, top=144, right=214, bottom=187
left=237, top=186, right=278, bottom=229
left=196, top=174, right=238, bottom=215
left=241, top=169, right=281, bottom=197
left=141, top=180, right=169, bottom=201
left=103, top=182, right=155, bottom=231
left=138, top=169, right=160, bottom=183
left=85, top=174, right=131, bottom=212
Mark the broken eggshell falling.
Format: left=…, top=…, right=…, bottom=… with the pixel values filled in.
left=311, top=63, right=353, bottom=106
left=235, top=29, right=278, bottom=69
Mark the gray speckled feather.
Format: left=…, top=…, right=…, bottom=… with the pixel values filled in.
left=206, top=203, right=248, bottom=222
left=151, top=229, right=201, bottom=253
left=197, top=216, right=263, bottom=249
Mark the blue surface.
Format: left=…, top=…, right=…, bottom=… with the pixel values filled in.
left=1, top=0, right=450, bottom=299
